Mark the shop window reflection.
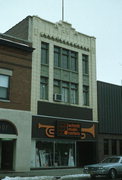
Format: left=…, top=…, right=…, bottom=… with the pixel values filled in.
left=36, top=141, right=53, bottom=167
left=35, top=141, right=75, bottom=168
left=55, top=143, right=75, bottom=166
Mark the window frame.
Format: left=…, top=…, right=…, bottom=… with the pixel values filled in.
left=54, top=46, right=61, bottom=67
left=54, top=46, right=78, bottom=72
left=34, top=140, right=76, bottom=168
left=82, top=54, right=89, bottom=75
left=83, top=85, right=89, bottom=106
left=53, top=80, right=78, bottom=104
left=41, top=42, right=49, bottom=65
left=70, top=83, right=78, bottom=104
left=0, top=74, right=10, bottom=100
left=40, top=77, right=48, bottom=100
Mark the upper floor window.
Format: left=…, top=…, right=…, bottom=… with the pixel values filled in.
left=0, top=74, right=10, bottom=100
left=54, top=80, right=78, bottom=104
left=62, top=49, right=69, bottom=69
left=71, top=83, right=78, bottom=104
left=71, top=51, right=78, bottom=72
left=83, top=85, right=89, bottom=106
left=54, top=46, right=78, bottom=72
left=54, top=80, right=60, bottom=94
left=54, top=47, right=61, bottom=67
left=82, top=54, right=89, bottom=75
left=41, top=42, right=49, bottom=64
left=40, top=77, right=48, bottom=100
left=62, top=82, right=69, bottom=103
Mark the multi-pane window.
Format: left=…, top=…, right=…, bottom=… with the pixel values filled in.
left=62, top=82, right=69, bottom=103
left=54, top=80, right=60, bottom=94
left=71, top=51, right=77, bottom=71
left=71, top=83, right=78, bottom=104
left=54, top=46, right=78, bottom=72
left=82, top=54, right=89, bottom=75
left=104, top=139, right=109, bottom=155
left=40, top=77, right=48, bottom=100
left=83, top=85, right=89, bottom=106
left=0, top=75, right=9, bottom=100
left=62, top=49, right=69, bottom=69
left=34, top=141, right=75, bottom=168
left=54, top=47, right=60, bottom=67
left=41, top=42, right=49, bottom=64
left=54, top=80, right=78, bottom=104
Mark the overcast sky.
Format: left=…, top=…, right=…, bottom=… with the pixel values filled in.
left=0, top=0, right=122, bottom=85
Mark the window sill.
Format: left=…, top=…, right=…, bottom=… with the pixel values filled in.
left=0, top=99, right=10, bottom=103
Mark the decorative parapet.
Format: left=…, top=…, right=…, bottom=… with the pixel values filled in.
left=34, top=16, right=95, bottom=52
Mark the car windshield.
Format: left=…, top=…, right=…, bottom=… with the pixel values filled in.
left=102, top=157, right=120, bottom=163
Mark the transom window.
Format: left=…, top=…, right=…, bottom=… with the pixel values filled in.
left=0, top=74, right=10, bottom=100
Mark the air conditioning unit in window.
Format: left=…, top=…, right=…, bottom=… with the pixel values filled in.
left=54, top=93, right=62, bottom=102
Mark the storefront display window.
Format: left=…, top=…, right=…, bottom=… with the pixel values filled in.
left=35, top=141, right=53, bottom=167
left=33, top=141, right=75, bottom=168
left=55, top=143, right=75, bottom=166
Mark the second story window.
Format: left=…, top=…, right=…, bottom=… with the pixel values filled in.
left=62, top=82, right=69, bottom=103
left=0, top=74, right=10, bottom=100
left=53, top=80, right=78, bottom=104
left=82, top=54, right=89, bottom=75
left=41, top=42, right=49, bottom=65
left=40, top=77, right=48, bottom=100
left=54, top=80, right=60, bottom=94
left=83, top=85, right=89, bottom=106
left=71, top=83, right=78, bottom=104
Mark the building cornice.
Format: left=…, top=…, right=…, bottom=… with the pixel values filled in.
left=40, top=32, right=89, bottom=51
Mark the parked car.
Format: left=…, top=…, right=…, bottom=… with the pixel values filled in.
left=83, top=156, right=122, bottom=179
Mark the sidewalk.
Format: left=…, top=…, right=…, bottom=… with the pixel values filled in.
left=0, top=168, right=83, bottom=179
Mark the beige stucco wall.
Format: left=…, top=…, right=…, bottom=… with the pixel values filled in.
left=0, top=108, right=32, bottom=171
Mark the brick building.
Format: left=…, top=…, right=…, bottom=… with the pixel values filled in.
left=0, top=33, right=33, bottom=171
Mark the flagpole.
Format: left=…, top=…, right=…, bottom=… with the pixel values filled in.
left=62, top=0, right=64, bottom=21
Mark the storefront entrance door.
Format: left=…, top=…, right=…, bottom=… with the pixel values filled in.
left=1, top=140, right=14, bottom=170
left=76, top=141, right=96, bottom=167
